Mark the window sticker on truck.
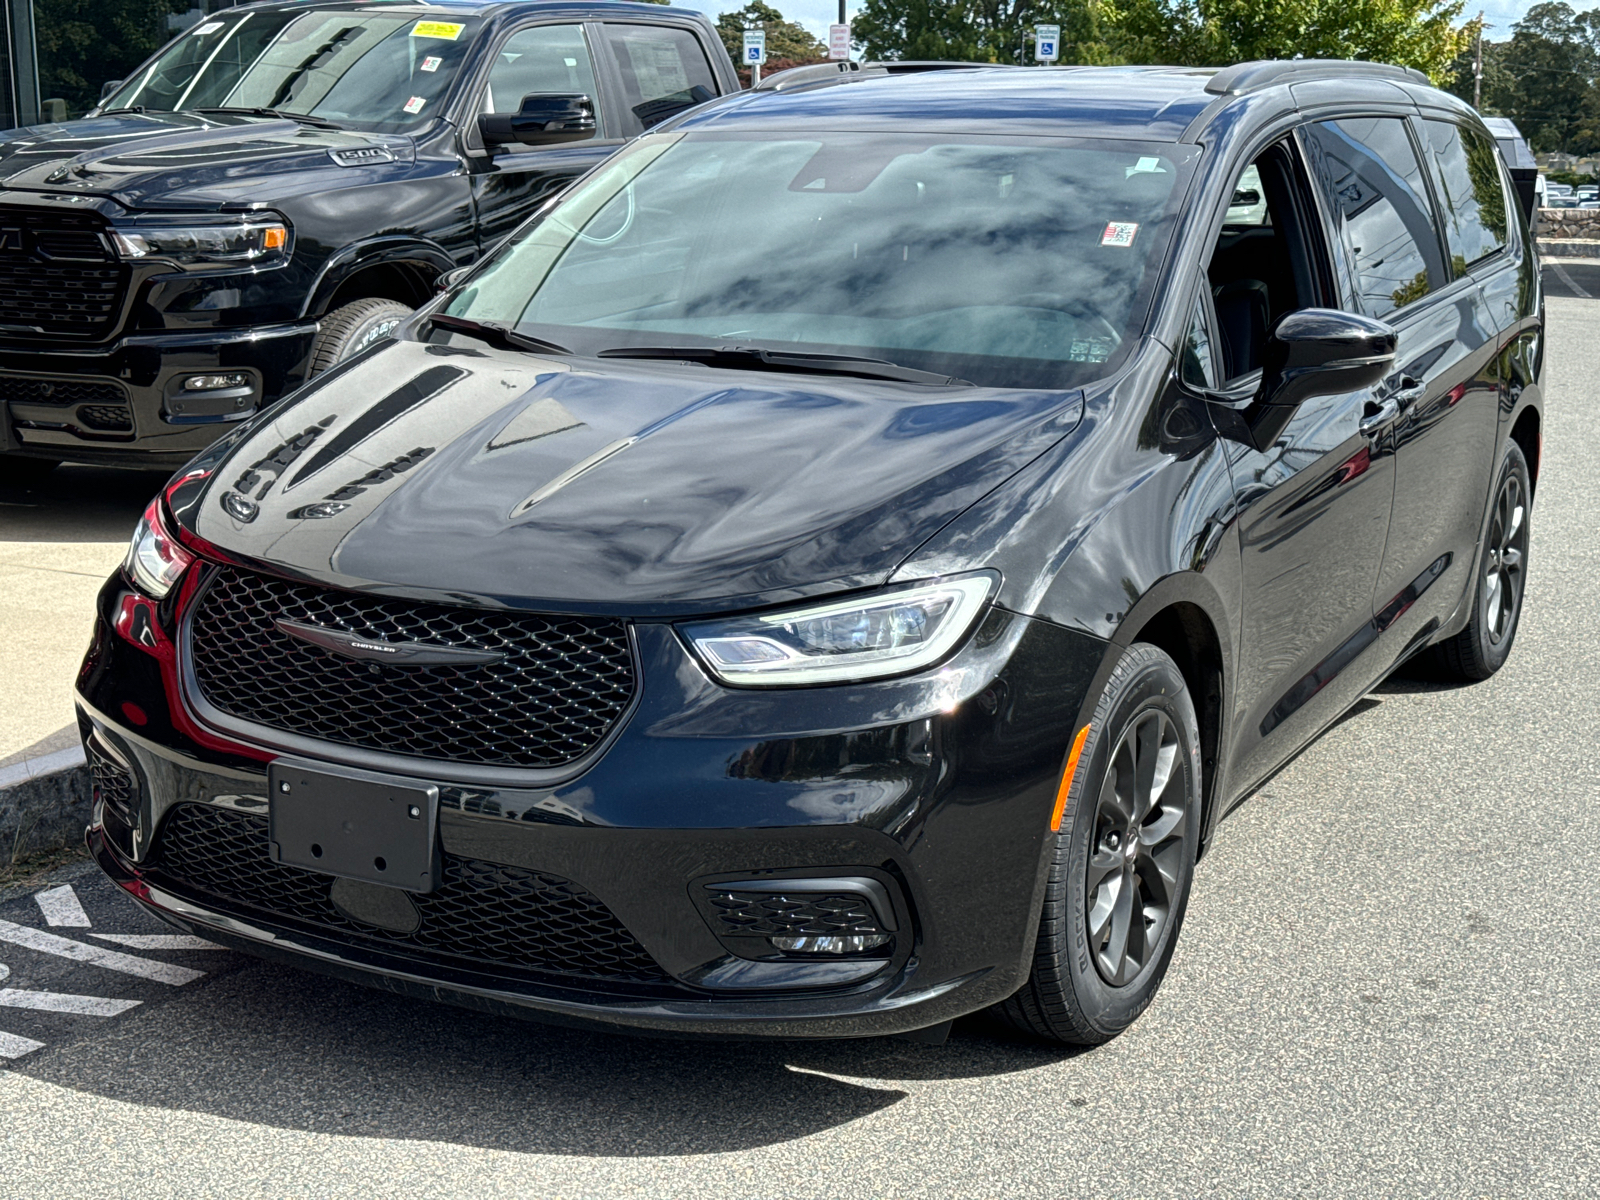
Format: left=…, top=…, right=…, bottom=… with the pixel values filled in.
left=403, top=96, right=427, bottom=114
left=421, top=56, right=442, bottom=72
left=410, top=21, right=464, bottom=40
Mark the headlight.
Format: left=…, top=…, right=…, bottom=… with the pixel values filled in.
left=680, top=575, right=995, bottom=687
left=124, top=498, right=195, bottom=598
left=109, top=215, right=289, bottom=270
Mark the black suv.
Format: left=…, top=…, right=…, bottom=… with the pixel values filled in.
left=80, top=60, right=1542, bottom=1045
left=0, top=0, right=735, bottom=477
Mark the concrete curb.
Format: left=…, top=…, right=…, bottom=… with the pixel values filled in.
left=0, top=746, right=90, bottom=866
left=1538, top=238, right=1600, bottom=258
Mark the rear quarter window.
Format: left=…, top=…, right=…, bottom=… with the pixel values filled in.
left=1419, top=120, right=1509, bottom=274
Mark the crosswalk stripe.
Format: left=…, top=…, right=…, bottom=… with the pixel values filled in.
left=0, top=1030, right=45, bottom=1058
left=33, top=884, right=91, bottom=928
left=0, top=921, right=204, bottom=985
left=89, top=934, right=224, bottom=951
left=0, top=988, right=141, bottom=1017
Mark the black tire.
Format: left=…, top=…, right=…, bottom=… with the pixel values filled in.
left=992, top=643, right=1202, bottom=1045
left=309, top=298, right=413, bottom=375
left=0, top=454, right=60, bottom=487
left=1423, top=440, right=1532, bottom=682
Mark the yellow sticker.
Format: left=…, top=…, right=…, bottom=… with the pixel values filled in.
left=410, top=20, right=464, bottom=40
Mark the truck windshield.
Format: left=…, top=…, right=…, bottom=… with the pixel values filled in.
left=445, top=131, right=1197, bottom=389
left=104, top=8, right=483, bottom=132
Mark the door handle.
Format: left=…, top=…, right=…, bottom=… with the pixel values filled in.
left=1359, top=396, right=1399, bottom=436
left=1393, top=375, right=1427, bottom=409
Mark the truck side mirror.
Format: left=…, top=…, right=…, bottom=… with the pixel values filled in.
left=479, top=93, right=596, bottom=148
left=100, top=79, right=123, bottom=102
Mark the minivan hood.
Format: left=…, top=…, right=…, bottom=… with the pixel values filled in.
left=183, top=339, right=1084, bottom=614
left=0, top=112, right=413, bottom=209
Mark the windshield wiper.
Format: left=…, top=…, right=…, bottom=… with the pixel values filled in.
left=596, top=345, right=967, bottom=386
left=98, top=106, right=145, bottom=116
left=429, top=313, right=570, bottom=356
left=195, top=106, right=343, bottom=130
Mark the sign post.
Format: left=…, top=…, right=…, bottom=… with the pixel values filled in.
left=1034, top=24, right=1060, bottom=65
left=743, top=29, right=767, bottom=85
left=828, top=23, right=850, bottom=61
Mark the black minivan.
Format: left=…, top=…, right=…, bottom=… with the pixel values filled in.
left=79, top=59, right=1542, bottom=1045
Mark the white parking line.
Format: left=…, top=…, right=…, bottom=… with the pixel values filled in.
left=0, top=921, right=204, bottom=985
left=90, top=934, right=224, bottom=951
left=33, top=884, right=91, bottom=928
left=0, top=988, right=141, bottom=1017
left=0, top=1030, right=44, bottom=1058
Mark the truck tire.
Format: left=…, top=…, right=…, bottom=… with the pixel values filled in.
left=309, top=298, right=413, bottom=375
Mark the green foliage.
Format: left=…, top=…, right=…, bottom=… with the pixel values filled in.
left=716, top=1, right=827, bottom=65
left=1444, top=4, right=1600, bottom=154
left=852, top=0, right=1115, bottom=65
left=37, top=0, right=184, bottom=118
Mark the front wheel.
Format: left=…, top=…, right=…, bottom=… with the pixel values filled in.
left=308, top=298, right=414, bottom=375
left=992, top=643, right=1201, bottom=1045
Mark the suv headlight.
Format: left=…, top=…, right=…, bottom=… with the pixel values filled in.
left=124, top=498, right=195, bottom=598
left=110, top=215, right=290, bottom=270
left=680, top=575, right=995, bottom=687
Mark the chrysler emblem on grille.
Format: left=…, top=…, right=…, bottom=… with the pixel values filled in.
left=275, top=619, right=505, bottom=666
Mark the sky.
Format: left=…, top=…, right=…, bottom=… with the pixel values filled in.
left=691, top=0, right=1600, bottom=51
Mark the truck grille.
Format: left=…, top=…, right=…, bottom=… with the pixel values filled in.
left=188, top=566, right=636, bottom=769
left=0, top=209, right=126, bottom=338
left=150, top=803, right=671, bottom=984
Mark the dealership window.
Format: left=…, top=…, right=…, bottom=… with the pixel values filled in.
left=1301, top=117, right=1447, bottom=319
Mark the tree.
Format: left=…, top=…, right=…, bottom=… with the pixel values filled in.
left=716, top=1, right=827, bottom=68
left=1442, top=4, right=1600, bottom=153
left=36, top=0, right=184, bottom=117
left=1108, top=0, right=1471, bottom=81
left=852, top=0, right=1115, bottom=65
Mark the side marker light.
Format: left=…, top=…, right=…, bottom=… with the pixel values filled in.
left=1049, top=724, right=1092, bottom=832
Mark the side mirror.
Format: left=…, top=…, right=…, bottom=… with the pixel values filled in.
left=1207, top=308, right=1396, bottom=452
left=478, top=93, right=595, bottom=147
left=435, top=265, right=470, bottom=294
left=100, top=79, right=123, bottom=102
left=1229, top=188, right=1261, bottom=206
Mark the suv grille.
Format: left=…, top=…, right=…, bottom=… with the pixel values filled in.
left=188, top=566, right=636, bottom=769
left=150, top=803, right=671, bottom=984
left=0, top=375, right=126, bottom=406
left=0, top=209, right=126, bottom=337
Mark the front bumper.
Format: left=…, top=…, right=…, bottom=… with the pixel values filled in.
left=77, top=572, right=1109, bottom=1039
left=0, top=321, right=316, bottom=468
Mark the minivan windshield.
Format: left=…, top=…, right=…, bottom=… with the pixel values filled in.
left=445, top=131, right=1197, bottom=389
left=104, top=8, right=483, bottom=132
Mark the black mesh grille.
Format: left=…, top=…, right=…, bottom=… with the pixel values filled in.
left=0, top=375, right=126, bottom=406
left=189, top=566, right=636, bottom=768
left=0, top=209, right=125, bottom=337
left=86, top=740, right=136, bottom=822
left=76, top=404, right=133, bottom=431
left=708, top=890, right=886, bottom=937
left=150, top=803, right=671, bottom=983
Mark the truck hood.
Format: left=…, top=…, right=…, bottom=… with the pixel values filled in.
left=0, top=112, right=414, bottom=210
left=180, top=338, right=1084, bottom=615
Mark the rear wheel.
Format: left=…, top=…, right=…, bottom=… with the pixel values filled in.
left=309, top=298, right=413, bottom=375
left=992, top=643, right=1201, bottom=1045
left=0, top=454, right=60, bottom=488
left=1423, top=440, right=1531, bottom=682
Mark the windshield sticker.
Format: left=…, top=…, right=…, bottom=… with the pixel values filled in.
left=403, top=96, right=427, bottom=114
left=1125, top=156, right=1167, bottom=177
left=420, top=55, right=442, bottom=72
left=410, top=20, right=464, bottom=40
left=1101, top=222, right=1139, bottom=247
left=1067, top=337, right=1115, bottom=363
left=192, top=20, right=223, bottom=35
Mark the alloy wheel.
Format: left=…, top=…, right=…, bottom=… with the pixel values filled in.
left=1086, top=709, right=1189, bottom=987
left=1483, top=472, right=1528, bottom=646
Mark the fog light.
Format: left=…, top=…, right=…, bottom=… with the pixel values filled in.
left=182, top=372, right=249, bottom=391
left=769, top=933, right=890, bottom=954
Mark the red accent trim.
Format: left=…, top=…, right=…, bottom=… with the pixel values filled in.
left=1447, top=383, right=1466, bottom=407
left=120, top=702, right=148, bottom=727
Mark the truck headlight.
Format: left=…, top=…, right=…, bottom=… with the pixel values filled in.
left=679, top=575, right=995, bottom=687
left=110, top=215, right=289, bottom=270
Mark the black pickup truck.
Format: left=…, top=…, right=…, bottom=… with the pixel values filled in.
left=0, top=0, right=737, bottom=477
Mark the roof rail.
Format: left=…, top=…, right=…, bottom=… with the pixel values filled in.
left=1204, top=59, right=1428, bottom=96
left=752, top=60, right=1014, bottom=94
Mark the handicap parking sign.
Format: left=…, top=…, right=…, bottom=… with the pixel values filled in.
left=1034, top=24, right=1060, bottom=63
left=743, top=29, right=766, bottom=65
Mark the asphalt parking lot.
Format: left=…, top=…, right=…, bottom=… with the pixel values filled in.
left=0, top=295, right=1596, bottom=1199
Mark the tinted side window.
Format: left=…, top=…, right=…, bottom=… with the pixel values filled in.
left=484, top=25, right=598, bottom=115
left=1301, top=118, right=1446, bottom=319
left=1420, top=120, right=1509, bottom=273
left=601, top=25, right=716, bottom=134
left=1180, top=296, right=1218, bottom=389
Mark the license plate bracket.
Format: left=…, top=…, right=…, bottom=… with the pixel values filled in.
left=268, top=758, right=439, bottom=893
